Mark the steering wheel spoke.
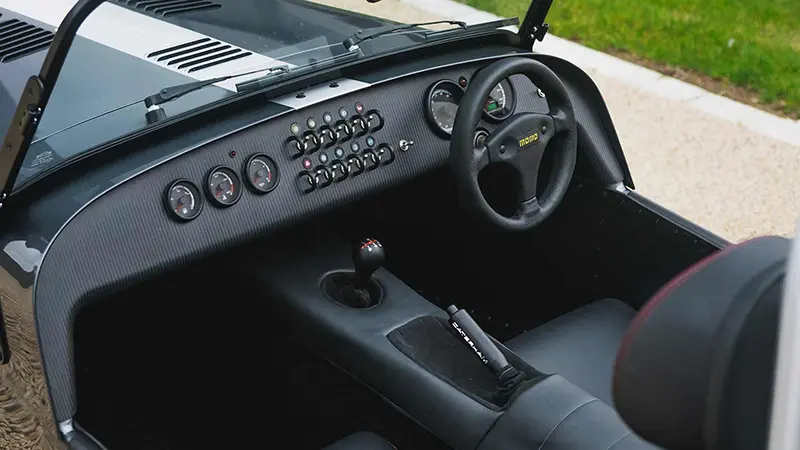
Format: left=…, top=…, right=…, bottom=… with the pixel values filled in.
left=473, top=145, right=490, bottom=171
left=515, top=196, right=541, bottom=220
left=549, top=108, right=573, bottom=135
left=514, top=147, right=545, bottom=202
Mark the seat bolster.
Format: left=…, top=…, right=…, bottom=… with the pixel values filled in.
left=322, top=432, right=396, bottom=450
left=477, top=375, right=657, bottom=450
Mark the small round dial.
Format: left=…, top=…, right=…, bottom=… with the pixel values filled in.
left=425, top=80, right=464, bottom=138
left=482, top=79, right=515, bottom=121
left=205, top=166, right=241, bottom=207
left=485, top=84, right=506, bottom=116
left=244, top=154, right=279, bottom=194
left=165, top=179, right=203, bottom=222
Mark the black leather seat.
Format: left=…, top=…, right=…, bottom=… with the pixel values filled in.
left=322, top=432, right=395, bottom=450
left=614, top=236, right=789, bottom=449
left=502, top=236, right=789, bottom=450
left=505, top=298, right=636, bottom=404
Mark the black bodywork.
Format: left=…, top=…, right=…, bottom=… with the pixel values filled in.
left=0, top=1, right=730, bottom=449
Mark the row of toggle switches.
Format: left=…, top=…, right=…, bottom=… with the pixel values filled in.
left=285, top=110, right=384, bottom=158
left=296, top=142, right=403, bottom=194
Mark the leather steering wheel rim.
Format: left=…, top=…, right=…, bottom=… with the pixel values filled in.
left=450, top=57, right=577, bottom=231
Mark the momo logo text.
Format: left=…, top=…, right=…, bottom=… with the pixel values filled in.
left=518, top=133, right=540, bottom=147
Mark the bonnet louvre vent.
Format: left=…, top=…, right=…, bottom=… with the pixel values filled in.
left=0, top=18, right=55, bottom=63
left=147, top=38, right=253, bottom=73
left=117, top=0, right=222, bottom=17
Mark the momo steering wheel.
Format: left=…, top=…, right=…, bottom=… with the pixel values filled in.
left=450, top=57, right=577, bottom=231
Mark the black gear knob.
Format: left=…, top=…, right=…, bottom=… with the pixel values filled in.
left=352, top=238, right=385, bottom=289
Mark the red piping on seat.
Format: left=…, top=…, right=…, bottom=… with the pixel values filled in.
left=613, top=237, right=765, bottom=382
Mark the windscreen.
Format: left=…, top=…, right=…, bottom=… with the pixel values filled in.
left=6, top=0, right=464, bottom=189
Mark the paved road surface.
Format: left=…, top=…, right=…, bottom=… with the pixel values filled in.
left=317, top=0, right=800, bottom=242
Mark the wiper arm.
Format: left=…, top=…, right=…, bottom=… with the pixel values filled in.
left=143, top=64, right=289, bottom=109
left=343, top=20, right=467, bottom=51
left=142, top=64, right=289, bottom=124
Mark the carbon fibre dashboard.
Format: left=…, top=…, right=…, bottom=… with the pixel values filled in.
left=159, top=70, right=547, bottom=224
left=9, top=47, right=633, bottom=424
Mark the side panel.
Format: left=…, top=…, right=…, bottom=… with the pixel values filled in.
left=533, top=55, right=635, bottom=188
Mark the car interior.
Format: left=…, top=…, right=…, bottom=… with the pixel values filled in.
left=71, top=175, right=698, bottom=450
left=11, top=26, right=787, bottom=450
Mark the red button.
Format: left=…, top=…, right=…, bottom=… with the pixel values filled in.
left=302, top=158, right=312, bottom=170
left=355, top=103, right=364, bottom=114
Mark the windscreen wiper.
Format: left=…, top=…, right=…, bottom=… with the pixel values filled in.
left=234, top=50, right=359, bottom=92
left=31, top=64, right=291, bottom=143
left=342, top=17, right=519, bottom=51
left=143, top=64, right=289, bottom=123
left=343, top=20, right=466, bottom=51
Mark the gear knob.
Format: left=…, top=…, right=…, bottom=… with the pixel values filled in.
left=352, top=238, right=385, bottom=288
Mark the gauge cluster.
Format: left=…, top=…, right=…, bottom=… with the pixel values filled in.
left=163, top=154, right=280, bottom=222
left=424, top=76, right=516, bottom=138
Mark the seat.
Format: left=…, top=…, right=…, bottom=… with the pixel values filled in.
left=614, top=236, right=789, bottom=449
left=504, top=298, right=636, bottom=405
left=322, top=432, right=395, bottom=450
left=503, top=236, right=790, bottom=450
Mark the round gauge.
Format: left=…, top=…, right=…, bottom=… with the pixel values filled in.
left=165, top=179, right=203, bottom=222
left=205, top=166, right=242, bottom=207
left=483, top=79, right=516, bottom=122
left=425, top=80, right=464, bottom=138
left=243, top=154, right=279, bottom=194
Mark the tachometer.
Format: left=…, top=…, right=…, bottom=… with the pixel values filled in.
left=425, top=80, right=464, bottom=138
left=165, top=179, right=203, bottom=222
left=205, top=166, right=242, bottom=207
left=244, top=154, right=279, bottom=194
left=483, top=79, right=515, bottom=121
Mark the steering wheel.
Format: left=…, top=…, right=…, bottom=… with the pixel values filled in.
left=450, top=57, right=577, bottom=231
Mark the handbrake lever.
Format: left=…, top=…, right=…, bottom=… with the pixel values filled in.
left=446, top=305, right=515, bottom=380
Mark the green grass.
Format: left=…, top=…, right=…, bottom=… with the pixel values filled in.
left=460, top=0, right=800, bottom=117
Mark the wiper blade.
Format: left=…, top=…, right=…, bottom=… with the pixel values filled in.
left=342, top=17, right=520, bottom=51
left=343, top=20, right=467, bottom=50
left=235, top=50, right=359, bottom=92
left=143, top=64, right=289, bottom=108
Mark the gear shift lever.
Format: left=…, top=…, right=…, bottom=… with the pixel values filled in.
left=352, top=238, right=385, bottom=289
left=322, top=238, right=385, bottom=309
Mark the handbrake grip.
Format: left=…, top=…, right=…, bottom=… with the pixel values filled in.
left=446, top=305, right=513, bottom=378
